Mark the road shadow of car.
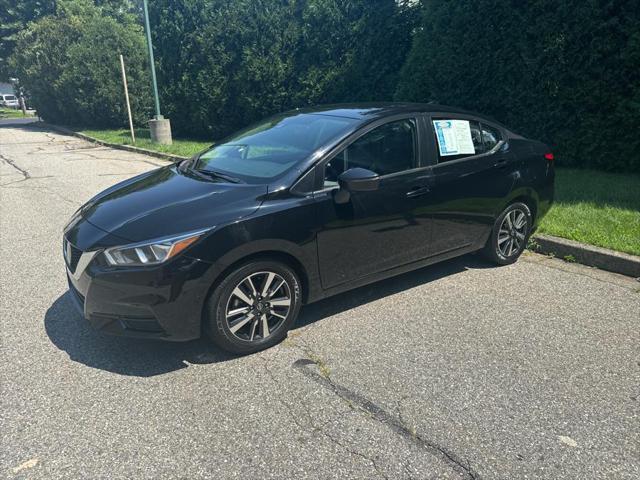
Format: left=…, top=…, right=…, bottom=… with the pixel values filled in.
left=44, top=293, right=236, bottom=377
left=45, top=254, right=492, bottom=377
left=294, top=253, right=491, bottom=329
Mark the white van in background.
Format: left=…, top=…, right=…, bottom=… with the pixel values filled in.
left=1, top=94, right=20, bottom=109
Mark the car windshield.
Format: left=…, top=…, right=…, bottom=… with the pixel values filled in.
left=193, top=113, right=358, bottom=183
left=5, top=95, right=16, bottom=100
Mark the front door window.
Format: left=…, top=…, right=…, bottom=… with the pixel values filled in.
left=324, top=119, right=417, bottom=187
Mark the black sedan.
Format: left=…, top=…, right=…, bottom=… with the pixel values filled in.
left=63, top=103, right=554, bottom=354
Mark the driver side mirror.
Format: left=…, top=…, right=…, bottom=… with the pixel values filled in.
left=338, top=168, right=380, bottom=192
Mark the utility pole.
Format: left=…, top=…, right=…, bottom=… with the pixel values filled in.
left=142, top=0, right=172, bottom=144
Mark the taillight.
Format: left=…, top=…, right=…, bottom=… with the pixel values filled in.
left=544, top=152, right=554, bottom=162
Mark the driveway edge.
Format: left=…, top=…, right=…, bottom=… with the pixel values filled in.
left=40, top=122, right=187, bottom=163
left=531, top=234, right=640, bottom=278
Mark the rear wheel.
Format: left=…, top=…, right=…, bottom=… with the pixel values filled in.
left=482, top=202, right=532, bottom=265
left=205, top=260, right=301, bottom=354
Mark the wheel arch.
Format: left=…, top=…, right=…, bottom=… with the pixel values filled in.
left=197, top=241, right=317, bottom=334
left=504, top=187, right=539, bottom=224
left=221, top=249, right=311, bottom=303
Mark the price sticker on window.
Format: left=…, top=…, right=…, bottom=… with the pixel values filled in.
left=433, top=120, right=476, bottom=156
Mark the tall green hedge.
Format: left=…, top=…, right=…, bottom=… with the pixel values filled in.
left=0, top=0, right=56, bottom=78
left=396, top=0, right=640, bottom=173
left=7, top=0, right=639, bottom=173
left=148, top=0, right=415, bottom=138
left=10, top=0, right=152, bottom=127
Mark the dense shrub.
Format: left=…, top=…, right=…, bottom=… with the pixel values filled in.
left=7, top=0, right=639, bottom=173
left=396, top=0, right=640, bottom=173
left=10, top=0, right=152, bottom=127
left=0, top=0, right=56, bottom=78
left=148, top=0, right=416, bottom=138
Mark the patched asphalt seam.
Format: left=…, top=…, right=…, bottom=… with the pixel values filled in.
left=0, top=153, right=30, bottom=182
left=294, top=358, right=481, bottom=480
left=260, top=356, right=391, bottom=480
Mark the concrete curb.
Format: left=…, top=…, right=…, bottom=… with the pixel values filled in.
left=39, top=122, right=187, bottom=163
left=531, top=234, right=640, bottom=278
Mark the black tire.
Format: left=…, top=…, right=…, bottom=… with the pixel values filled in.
left=205, top=259, right=301, bottom=354
left=482, top=202, right=532, bottom=265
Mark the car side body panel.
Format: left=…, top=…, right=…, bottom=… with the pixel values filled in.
left=63, top=103, right=554, bottom=342
left=186, top=194, right=324, bottom=302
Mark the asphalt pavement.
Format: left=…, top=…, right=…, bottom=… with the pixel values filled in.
left=1, top=122, right=639, bottom=479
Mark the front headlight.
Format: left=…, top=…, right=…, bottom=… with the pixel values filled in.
left=103, top=229, right=208, bottom=267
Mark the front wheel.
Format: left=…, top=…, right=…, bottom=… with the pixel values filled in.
left=205, top=260, right=301, bottom=354
left=482, top=202, right=532, bottom=265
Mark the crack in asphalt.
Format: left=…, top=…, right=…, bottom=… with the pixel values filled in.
left=0, top=153, right=30, bottom=182
left=59, top=148, right=166, bottom=167
left=0, top=152, right=78, bottom=204
left=293, top=358, right=481, bottom=480
left=260, top=355, right=391, bottom=480
left=3, top=183, right=80, bottom=205
left=403, top=463, right=418, bottom=480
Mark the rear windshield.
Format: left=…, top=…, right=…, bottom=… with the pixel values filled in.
left=195, top=113, right=358, bottom=183
left=3, top=95, right=16, bottom=100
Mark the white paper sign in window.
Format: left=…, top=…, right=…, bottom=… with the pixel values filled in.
left=433, top=120, right=476, bottom=156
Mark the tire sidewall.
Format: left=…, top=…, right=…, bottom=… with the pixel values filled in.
left=490, top=202, right=532, bottom=265
left=206, top=260, right=301, bottom=354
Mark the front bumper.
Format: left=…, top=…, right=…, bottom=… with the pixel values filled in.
left=65, top=245, right=211, bottom=341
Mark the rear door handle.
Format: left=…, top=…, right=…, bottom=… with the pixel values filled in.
left=406, top=185, right=431, bottom=198
left=494, top=159, right=508, bottom=169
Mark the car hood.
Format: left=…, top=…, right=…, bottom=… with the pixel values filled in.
left=79, top=165, right=267, bottom=242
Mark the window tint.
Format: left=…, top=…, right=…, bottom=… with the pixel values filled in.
left=324, top=119, right=416, bottom=186
left=481, top=124, right=501, bottom=151
left=470, top=121, right=483, bottom=153
left=433, top=119, right=502, bottom=163
left=195, top=113, right=358, bottom=183
left=433, top=119, right=482, bottom=163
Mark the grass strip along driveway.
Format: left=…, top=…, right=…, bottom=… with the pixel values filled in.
left=0, top=107, right=31, bottom=119
left=81, top=128, right=640, bottom=256
left=537, top=168, right=640, bottom=256
left=81, top=128, right=211, bottom=158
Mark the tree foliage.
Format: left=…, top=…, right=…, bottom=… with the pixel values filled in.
left=0, top=0, right=56, bottom=78
left=9, top=0, right=152, bottom=127
left=6, top=0, right=639, bottom=173
left=148, top=0, right=416, bottom=138
left=396, top=0, right=640, bottom=172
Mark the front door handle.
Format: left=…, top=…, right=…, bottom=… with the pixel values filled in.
left=406, top=185, right=431, bottom=198
left=494, top=159, right=509, bottom=169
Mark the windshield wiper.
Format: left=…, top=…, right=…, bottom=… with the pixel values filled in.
left=191, top=168, right=243, bottom=184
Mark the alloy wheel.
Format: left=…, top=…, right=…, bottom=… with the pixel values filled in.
left=225, top=271, right=292, bottom=342
left=497, top=208, right=528, bottom=258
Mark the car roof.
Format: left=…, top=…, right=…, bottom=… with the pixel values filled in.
left=287, top=102, right=502, bottom=125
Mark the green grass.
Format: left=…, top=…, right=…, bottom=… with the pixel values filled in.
left=0, top=107, right=31, bottom=119
left=538, top=168, right=640, bottom=256
left=80, top=128, right=211, bottom=158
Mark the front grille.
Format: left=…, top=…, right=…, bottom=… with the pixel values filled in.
left=64, top=238, right=83, bottom=273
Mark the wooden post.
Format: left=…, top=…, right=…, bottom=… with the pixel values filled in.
left=119, top=54, right=135, bottom=143
left=19, top=95, right=27, bottom=116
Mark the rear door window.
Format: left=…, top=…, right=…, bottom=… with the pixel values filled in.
left=432, top=119, right=482, bottom=163
left=432, top=118, right=503, bottom=163
left=481, top=124, right=501, bottom=151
